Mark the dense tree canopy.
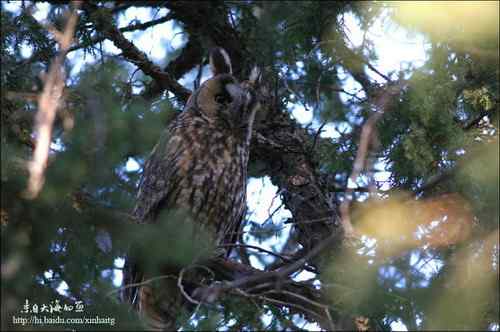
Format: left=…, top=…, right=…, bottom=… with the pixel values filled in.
left=1, top=1, right=498, bottom=331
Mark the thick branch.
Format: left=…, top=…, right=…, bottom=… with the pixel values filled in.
left=106, top=2, right=363, bottom=329
left=154, top=2, right=344, bottom=257
left=191, top=256, right=338, bottom=329
left=463, top=109, right=496, bottom=130
left=84, top=4, right=191, bottom=102
left=23, top=2, right=80, bottom=199
left=142, top=36, right=205, bottom=100
left=251, top=114, right=343, bottom=260
left=67, top=13, right=174, bottom=54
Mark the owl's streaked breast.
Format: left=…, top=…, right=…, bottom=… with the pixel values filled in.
left=135, top=109, right=248, bottom=244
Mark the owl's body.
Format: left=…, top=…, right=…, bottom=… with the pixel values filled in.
left=124, top=48, right=258, bottom=330
left=132, top=89, right=249, bottom=245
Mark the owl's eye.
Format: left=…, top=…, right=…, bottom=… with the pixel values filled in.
left=214, top=93, right=231, bottom=105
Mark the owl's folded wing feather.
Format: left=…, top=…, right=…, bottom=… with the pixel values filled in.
left=132, top=125, right=185, bottom=223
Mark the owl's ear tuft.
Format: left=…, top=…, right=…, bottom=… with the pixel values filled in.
left=209, top=47, right=232, bottom=76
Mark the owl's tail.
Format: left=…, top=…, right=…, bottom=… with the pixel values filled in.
left=123, top=262, right=185, bottom=331
left=137, top=281, right=177, bottom=331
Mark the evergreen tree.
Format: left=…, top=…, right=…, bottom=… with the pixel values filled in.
left=1, top=1, right=498, bottom=330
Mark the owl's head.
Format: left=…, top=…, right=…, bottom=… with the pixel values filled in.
left=186, top=47, right=256, bottom=129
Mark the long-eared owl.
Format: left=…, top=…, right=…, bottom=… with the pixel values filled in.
left=123, top=47, right=259, bottom=330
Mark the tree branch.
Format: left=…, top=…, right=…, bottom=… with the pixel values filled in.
left=188, top=256, right=337, bottom=328
left=23, top=1, right=80, bottom=199
left=142, top=36, right=204, bottom=100
left=463, top=109, right=495, bottom=130
left=67, top=13, right=175, bottom=54
left=83, top=4, right=191, bottom=103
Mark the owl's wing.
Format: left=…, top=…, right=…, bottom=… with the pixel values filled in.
left=123, top=121, right=185, bottom=305
left=132, top=124, right=183, bottom=223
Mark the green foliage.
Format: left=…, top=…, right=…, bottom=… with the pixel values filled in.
left=1, top=1, right=498, bottom=331
left=1, top=7, right=175, bottom=329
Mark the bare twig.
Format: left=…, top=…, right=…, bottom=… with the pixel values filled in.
left=256, top=294, right=325, bottom=323
left=293, top=81, right=367, bottom=103
left=412, top=138, right=498, bottom=197
left=266, top=189, right=283, bottom=220
left=265, top=289, right=328, bottom=310
left=23, top=1, right=81, bottom=199
left=214, top=232, right=339, bottom=293
left=365, top=61, right=391, bottom=82
left=106, top=274, right=176, bottom=298
left=311, top=121, right=328, bottom=153
left=284, top=216, right=332, bottom=225
left=218, top=244, right=292, bottom=263
left=178, top=267, right=202, bottom=305
left=265, top=289, right=336, bottom=329
left=339, top=82, right=405, bottom=236
left=274, top=232, right=338, bottom=278
left=232, top=288, right=326, bottom=323
left=283, top=77, right=312, bottom=113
